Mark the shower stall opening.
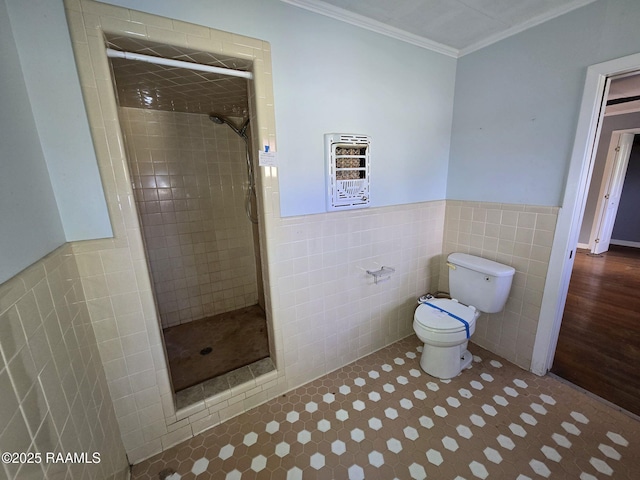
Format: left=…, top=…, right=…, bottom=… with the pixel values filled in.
left=106, top=37, right=273, bottom=402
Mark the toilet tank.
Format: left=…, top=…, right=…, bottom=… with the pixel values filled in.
left=447, top=253, right=515, bottom=313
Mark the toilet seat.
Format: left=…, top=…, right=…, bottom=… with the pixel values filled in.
left=414, top=298, right=478, bottom=333
left=413, top=298, right=481, bottom=379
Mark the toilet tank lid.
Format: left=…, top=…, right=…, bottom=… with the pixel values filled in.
left=448, top=253, right=515, bottom=277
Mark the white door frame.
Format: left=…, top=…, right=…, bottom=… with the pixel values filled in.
left=589, top=131, right=637, bottom=254
left=530, top=52, right=640, bottom=376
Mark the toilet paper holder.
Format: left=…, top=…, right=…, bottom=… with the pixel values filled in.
left=366, top=266, right=395, bottom=284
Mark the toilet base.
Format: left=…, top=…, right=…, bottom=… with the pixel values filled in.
left=460, top=350, right=473, bottom=371
left=419, top=343, right=473, bottom=379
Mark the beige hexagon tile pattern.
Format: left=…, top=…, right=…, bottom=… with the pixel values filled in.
left=131, top=337, right=640, bottom=479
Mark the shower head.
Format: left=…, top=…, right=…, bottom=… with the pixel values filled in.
left=208, top=113, right=249, bottom=139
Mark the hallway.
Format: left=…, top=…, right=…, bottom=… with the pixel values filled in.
left=551, top=245, right=640, bottom=416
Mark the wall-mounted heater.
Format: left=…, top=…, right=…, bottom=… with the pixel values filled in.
left=325, top=133, right=371, bottom=211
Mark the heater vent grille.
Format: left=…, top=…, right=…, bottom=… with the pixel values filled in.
left=325, top=133, right=371, bottom=211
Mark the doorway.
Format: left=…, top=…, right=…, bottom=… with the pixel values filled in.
left=552, top=127, right=640, bottom=415
left=584, top=132, right=637, bottom=254
left=107, top=35, right=273, bottom=401
left=534, top=54, right=640, bottom=415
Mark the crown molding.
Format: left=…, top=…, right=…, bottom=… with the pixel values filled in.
left=458, top=0, right=600, bottom=56
left=282, top=0, right=600, bottom=59
left=279, top=0, right=460, bottom=58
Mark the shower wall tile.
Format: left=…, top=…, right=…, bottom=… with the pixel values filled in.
left=0, top=244, right=129, bottom=480
left=119, top=107, right=258, bottom=328
left=442, top=200, right=559, bottom=369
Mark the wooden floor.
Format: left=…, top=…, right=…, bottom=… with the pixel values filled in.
left=551, top=245, right=640, bottom=416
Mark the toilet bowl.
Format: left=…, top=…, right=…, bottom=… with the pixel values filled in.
left=413, top=298, right=480, bottom=379
left=413, top=253, right=515, bottom=379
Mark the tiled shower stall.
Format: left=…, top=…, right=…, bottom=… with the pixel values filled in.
left=119, top=108, right=262, bottom=328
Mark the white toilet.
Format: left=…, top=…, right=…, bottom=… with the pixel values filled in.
left=413, top=253, right=515, bottom=379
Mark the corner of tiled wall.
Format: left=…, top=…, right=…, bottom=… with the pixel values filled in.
left=0, top=244, right=129, bottom=480
left=442, top=200, right=559, bottom=369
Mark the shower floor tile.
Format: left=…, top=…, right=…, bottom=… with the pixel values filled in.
left=132, top=336, right=640, bottom=480
left=164, top=304, right=270, bottom=392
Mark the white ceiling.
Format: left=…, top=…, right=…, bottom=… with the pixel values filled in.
left=282, top=0, right=599, bottom=56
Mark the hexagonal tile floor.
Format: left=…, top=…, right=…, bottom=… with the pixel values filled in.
left=132, top=337, right=640, bottom=479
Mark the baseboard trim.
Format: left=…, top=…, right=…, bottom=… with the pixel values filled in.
left=610, top=239, right=640, bottom=248
left=548, top=372, right=640, bottom=422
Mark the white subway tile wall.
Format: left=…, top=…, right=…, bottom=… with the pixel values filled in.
left=269, top=201, right=445, bottom=391
left=0, top=244, right=129, bottom=480
left=441, top=201, right=559, bottom=369
left=119, top=107, right=259, bottom=328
